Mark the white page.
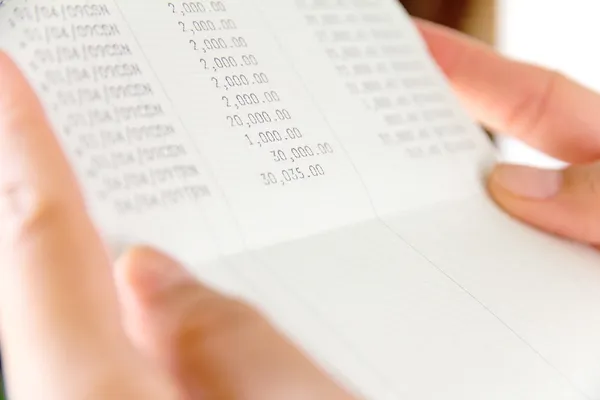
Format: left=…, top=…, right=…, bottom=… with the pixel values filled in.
left=1, top=1, right=599, bottom=399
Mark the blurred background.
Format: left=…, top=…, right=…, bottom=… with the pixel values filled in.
left=401, top=0, right=495, bottom=44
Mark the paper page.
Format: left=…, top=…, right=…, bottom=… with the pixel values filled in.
left=390, top=197, right=600, bottom=398
left=257, top=0, right=494, bottom=215
left=1, top=1, right=599, bottom=399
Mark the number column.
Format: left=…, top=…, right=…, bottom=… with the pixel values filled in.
left=157, top=0, right=375, bottom=247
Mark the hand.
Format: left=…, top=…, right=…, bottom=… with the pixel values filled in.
left=0, top=53, right=356, bottom=400
left=418, top=20, right=600, bottom=247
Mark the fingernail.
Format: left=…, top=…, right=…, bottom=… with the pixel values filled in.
left=492, top=164, right=563, bottom=199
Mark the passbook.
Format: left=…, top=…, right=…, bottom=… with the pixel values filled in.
left=2, top=1, right=600, bottom=398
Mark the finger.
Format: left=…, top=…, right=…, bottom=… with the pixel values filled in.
left=488, top=163, right=600, bottom=246
left=115, top=247, right=357, bottom=400
left=416, top=19, right=600, bottom=163
left=0, top=53, right=176, bottom=399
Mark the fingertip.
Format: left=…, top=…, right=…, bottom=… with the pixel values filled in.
left=413, top=18, right=480, bottom=76
left=412, top=16, right=434, bottom=31
left=116, top=246, right=170, bottom=274
left=489, top=164, right=564, bottom=200
left=486, top=164, right=600, bottom=245
left=0, top=51, right=37, bottom=112
left=486, top=166, right=513, bottom=204
left=0, top=50, right=10, bottom=67
left=486, top=164, right=558, bottom=221
left=0, top=49, right=62, bottom=181
left=0, top=50, right=15, bottom=73
left=115, top=246, right=194, bottom=303
left=413, top=17, right=451, bottom=37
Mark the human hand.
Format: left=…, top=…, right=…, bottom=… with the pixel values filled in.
left=418, top=20, right=600, bottom=248
left=0, top=53, right=356, bottom=400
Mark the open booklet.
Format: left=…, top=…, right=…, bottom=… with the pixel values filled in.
left=2, top=0, right=600, bottom=398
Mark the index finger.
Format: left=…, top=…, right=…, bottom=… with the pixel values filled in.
left=0, top=52, right=168, bottom=399
left=416, top=19, right=600, bottom=164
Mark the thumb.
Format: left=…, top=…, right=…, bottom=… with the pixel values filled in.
left=114, top=247, right=356, bottom=400
left=488, top=163, right=600, bottom=246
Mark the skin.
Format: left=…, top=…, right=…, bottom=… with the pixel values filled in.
left=0, top=19, right=599, bottom=399
left=416, top=19, right=600, bottom=247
